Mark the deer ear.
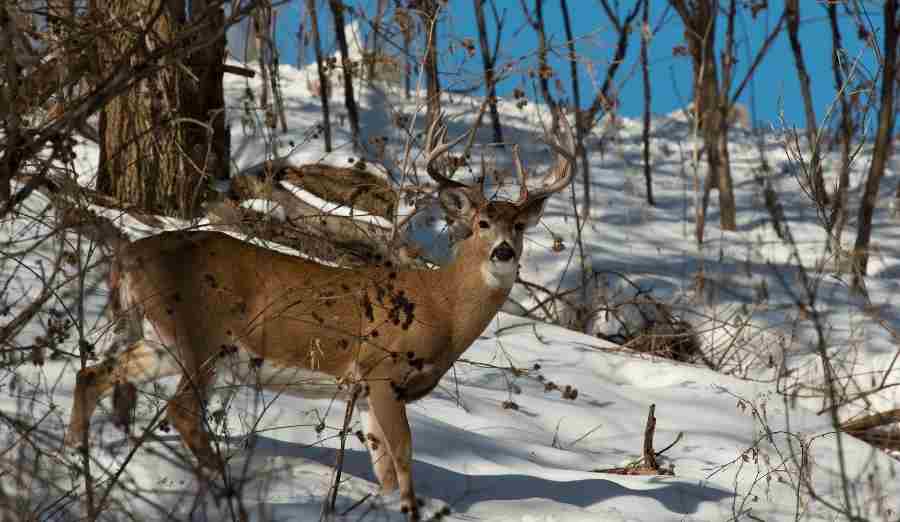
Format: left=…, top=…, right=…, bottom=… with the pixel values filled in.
left=439, top=187, right=478, bottom=220
left=518, top=196, right=548, bottom=229
left=439, top=187, right=478, bottom=240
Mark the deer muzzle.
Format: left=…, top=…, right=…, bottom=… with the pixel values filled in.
left=490, top=241, right=516, bottom=262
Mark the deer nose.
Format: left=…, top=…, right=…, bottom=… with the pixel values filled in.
left=491, top=241, right=516, bottom=262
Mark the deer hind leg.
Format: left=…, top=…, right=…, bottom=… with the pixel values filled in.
left=368, top=383, right=418, bottom=520
left=65, top=340, right=181, bottom=447
left=166, top=372, right=221, bottom=473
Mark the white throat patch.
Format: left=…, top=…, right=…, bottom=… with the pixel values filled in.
left=481, top=259, right=518, bottom=290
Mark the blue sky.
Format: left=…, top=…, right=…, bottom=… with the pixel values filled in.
left=230, top=1, right=887, bottom=129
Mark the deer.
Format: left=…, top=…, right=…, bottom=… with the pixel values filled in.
left=65, top=113, right=575, bottom=520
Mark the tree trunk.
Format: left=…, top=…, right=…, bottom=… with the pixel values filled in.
left=560, top=0, right=591, bottom=211
left=826, top=1, right=852, bottom=253
left=420, top=0, right=442, bottom=128
left=852, top=0, right=898, bottom=290
left=671, top=0, right=738, bottom=237
left=189, top=0, right=229, bottom=184
left=688, top=4, right=718, bottom=132
left=329, top=0, right=360, bottom=146
left=559, top=0, right=590, bottom=314
left=693, top=14, right=724, bottom=239
left=0, top=1, right=18, bottom=202
left=367, top=0, right=389, bottom=81
left=713, top=120, right=736, bottom=230
left=475, top=0, right=503, bottom=144
left=639, top=0, right=654, bottom=206
left=307, top=0, right=332, bottom=152
left=254, top=10, right=270, bottom=111
left=396, top=8, right=413, bottom=99
left=786, top=0, right=827, bottom=207
left=533, top=0, right=556, bottom=128
left=715, top=0, right=736, bottom=231
left=96, top=0, right=228, bottom=218
left=584, top=0, right=642, bottom=130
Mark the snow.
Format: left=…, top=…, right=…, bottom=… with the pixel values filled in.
left=280, top=181, right=395, bottom=230
left=2, top=56, right=899, bottom=522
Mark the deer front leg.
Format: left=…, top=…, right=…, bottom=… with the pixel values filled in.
left=367, top=382, right=418, bottom=520
left=365, top=406, right=398, bottom=492
left=167, top=373, right=221, bottom=473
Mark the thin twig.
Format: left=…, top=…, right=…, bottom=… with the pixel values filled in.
left=323, top=384, right=361, bottom=519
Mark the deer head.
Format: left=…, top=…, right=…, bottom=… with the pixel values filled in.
left=424, top=111, right=575, bottom=290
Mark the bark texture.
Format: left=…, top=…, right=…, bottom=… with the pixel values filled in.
left=852, top=0, right=898, bottom=288
left=96, top=0, right=228, bottom=218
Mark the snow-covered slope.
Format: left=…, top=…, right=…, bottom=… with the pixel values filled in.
left=2, top=58, right=899, bottom=521
left=5, top=314, right=892, bottom=521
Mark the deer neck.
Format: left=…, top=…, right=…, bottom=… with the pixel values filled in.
left=439, top=239, right=514, bottom=355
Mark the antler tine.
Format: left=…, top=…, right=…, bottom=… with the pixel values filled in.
left=511, top=144, right=529, bottom=205
left=519, top=111, right=577, bottom=204
left=424, top=112, right=472, bottom=189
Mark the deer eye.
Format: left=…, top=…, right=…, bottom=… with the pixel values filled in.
left=514, top=222, right=526, bottom=232
left=479, top=220, right=490, bottom=229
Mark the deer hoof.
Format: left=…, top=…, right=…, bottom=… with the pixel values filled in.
left=400, top=501, right=420, bottom=521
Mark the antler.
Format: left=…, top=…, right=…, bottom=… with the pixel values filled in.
left=424, top=112, right=473, bottom=189
left=512, top=111, right=577, bottom=205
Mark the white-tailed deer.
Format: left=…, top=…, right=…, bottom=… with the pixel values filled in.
left=66, top=114, right=575, bottom=520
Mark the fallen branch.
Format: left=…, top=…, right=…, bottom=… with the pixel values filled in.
left=841, top=408, right=900, bottom=451
left=222, top=173, right=424, bottom=268
left=242, top=162, right=398, bottom=220
left=840, top=408, right=900, bottom=433
left=223, top=64, right=256, bottom=78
